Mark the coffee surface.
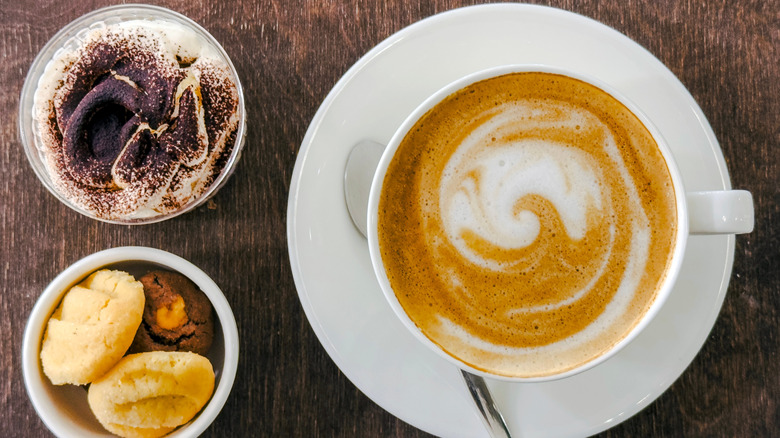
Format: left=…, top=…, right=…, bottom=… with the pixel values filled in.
left=378, top=72, right=677, bottom=377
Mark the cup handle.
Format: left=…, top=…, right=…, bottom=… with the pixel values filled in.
left=686, top=190, right=754, bottom=235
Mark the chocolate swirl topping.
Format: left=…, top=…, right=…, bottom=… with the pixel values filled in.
left=35, top=23, right=239, bottom=220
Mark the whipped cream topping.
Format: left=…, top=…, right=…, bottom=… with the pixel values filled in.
left=33, top=20, right=240, bottom=220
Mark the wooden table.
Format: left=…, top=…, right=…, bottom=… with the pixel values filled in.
left=1, top=1, right=776, bottom=436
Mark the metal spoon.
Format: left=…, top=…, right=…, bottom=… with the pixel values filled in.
left=344, top=139, right=513, bottom=438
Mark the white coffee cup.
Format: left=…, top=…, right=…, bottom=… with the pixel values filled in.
left=366, top=65, right=753, bottom=382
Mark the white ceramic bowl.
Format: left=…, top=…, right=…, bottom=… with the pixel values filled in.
left=22, top=247, right=239, bottom=437
left=18, top=4, right=247, bottom=224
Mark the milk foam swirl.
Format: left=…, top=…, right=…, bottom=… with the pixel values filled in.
left=429, top=98, right=651, bottom=328
left=378, top=72, right=677, bottom=377
left=440, top=103, right=608, bottom=270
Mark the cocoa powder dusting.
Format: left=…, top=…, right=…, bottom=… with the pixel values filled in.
left=35, top=23, right=240, bottom=220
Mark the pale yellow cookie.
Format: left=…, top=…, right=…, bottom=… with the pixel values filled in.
left=40, top=269, right=145, bottom=385
left=87, top=351, right=215, bottom=438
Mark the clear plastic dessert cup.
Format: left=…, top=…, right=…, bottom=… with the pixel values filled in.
left=19, top=4, right=246, bottom=224
left=22, top=246, right=239, bottom=437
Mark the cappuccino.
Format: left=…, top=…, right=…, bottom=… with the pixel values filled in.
left=377, top=72, right=677, bottom=377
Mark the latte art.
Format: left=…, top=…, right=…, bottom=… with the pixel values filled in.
left=378, top=72, right=677, bottom=377
left=439, top=102, right=609, bottom=271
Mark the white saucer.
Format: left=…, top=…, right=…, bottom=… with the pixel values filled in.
left=287, top=4, right=735, bottom=437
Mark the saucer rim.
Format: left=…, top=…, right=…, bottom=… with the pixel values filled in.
left=287, top=4, right=734, bottom=437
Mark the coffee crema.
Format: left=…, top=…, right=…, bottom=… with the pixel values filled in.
left=377, top=72, right=677, bottom=377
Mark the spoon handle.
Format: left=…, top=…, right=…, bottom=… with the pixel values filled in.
left=461, top=370, right=513, bottom=438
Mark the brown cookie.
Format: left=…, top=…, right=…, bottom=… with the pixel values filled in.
left=129, top=270, right=214, bottom=355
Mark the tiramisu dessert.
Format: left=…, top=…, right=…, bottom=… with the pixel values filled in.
left=33, top=20, right=241, bottom=221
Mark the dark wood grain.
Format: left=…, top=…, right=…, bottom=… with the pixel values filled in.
left=1, top=0, right=777, bottom=437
